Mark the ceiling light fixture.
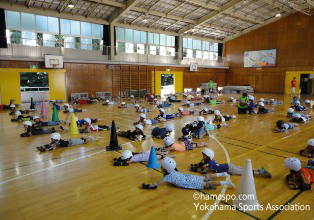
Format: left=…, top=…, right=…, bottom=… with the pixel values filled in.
left=67, top=1, right=75, bottom=8
left=276, top=13, right=281, bottom=17
left=142, top=18, right=148, bottom=23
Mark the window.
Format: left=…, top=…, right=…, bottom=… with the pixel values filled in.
left=203, top=51, right=210, bottom=59
left=61, top=19, right=71, bottom=35
left=148, top=32, right=154, bottom=44
left=92, top=39, right=100, bottom=50
left=140, top=31, right=146, bottom=44
left=154, top=33, right=159, bottom=45
left=22, top=31, right=36, bottom=46
left=21, top=13, right=35, bottom=31
left=6, top=11, right=20, bottom=30
left=116, top=28, right=125, bottom=41
left=81, top=22, right=91, bottom=37
left=137, top=44, right=145, bottom=54
left=81, top=38, right=92, bottom=50
left=43, top=34, right=55, bottom=47
left=48, top=17, right=59, bottom=34
left=160, top=46, right=167, bottom=56
left=125, top=29, right=133, bottom=42
left=65, top=36, right=75, bottom=48
left=160, top=34, right=166, bottom=46
left=117, top=42, right=125, bottom=53
left=36, top=15, right=48, bottom=32
left=126, top=42, right=134, bottom=53
left=71, top=20, right=80, bottom=36
left=186, top=49, right=193, bottom=58
left=196, top=50, right=202, bottom=59
left=134, top=30, right=141, bottom=43
left=92, top=24, right=102, bottom=38
left=149, top=45, right=157, bottom=55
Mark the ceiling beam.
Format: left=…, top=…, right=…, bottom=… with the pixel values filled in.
left=58, top=0, right=71, bottom=13
left=109, top=0, right=142, bottom=24
left=182, top=0, right=220, bottom=10
left=202, top=24, right=241, bottom=34
left=133, top=7, right=196, bottom=24
left=224, top=10, right=295, bottom=42
left=224, top=11, right=264, bottom=24
left=260, top=0, right=291, bottom=13
left=0, top=1, right=109, bottom=24
left=85, top=3, right=99, bottom=18
left=179, top=0, right=243, bottom=34
left=89, top=0, right=124, bottom=8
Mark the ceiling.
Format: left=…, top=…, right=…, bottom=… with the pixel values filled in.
left=2, top=0, right=314, bottom=41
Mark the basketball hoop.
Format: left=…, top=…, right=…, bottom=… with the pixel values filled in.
left=52, top=64, right=58, bottom=68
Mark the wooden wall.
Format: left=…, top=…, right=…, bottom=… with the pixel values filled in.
left=0, top=60, right=226, bottom=99
left=224, top=12, right=314, bottom=93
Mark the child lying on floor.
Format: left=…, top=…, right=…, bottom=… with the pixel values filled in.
left=141, top=157, right=235, bottom=190
left=182, top=101, right=202, bottom=107
left=156, top=101, right=172, bottom=108
left=73, top=117, right=98, bottom=126
left=63, top=104, right=85, bottom=113
left=135, top=104, right=151, bottom=113
left=102, top=99, right=116, bottom=105
left=299, top=139, right=314, bottom=158
left=199, top=107, right=214, bottom=115
left=36, top=133, right=95, bottom=152
left=292, top=101, right=307, bottom=111
left=79, top=118, right=110, bottom=133
left=257, top=102, right=274, bottom=114
left=265, top=98, right=283, bottom=105
left=304, top=100, right=312, bottom=108
left=290, top=113, right=312, bottom=123
left=20, top=121, right=64, bottom=137
left=33, top=116, right=65, bottom=127
left=158, top=108, right=177, bottom=120
left=11, top=111, right=33, bottom=121
left=151, top=123, right=174, bottom=139
left=113, top=149, right=175, bottom=166
left=163, top=136, right=207, bottom=152
left=190, top=148, right=272, bottom=178
left=117, top=124, right=146, bottom=141
left=9, top=105, right=35, bottom=115
left=284, top=157, right=314, bottom=190
left=275, top=120, right=298, bottom=133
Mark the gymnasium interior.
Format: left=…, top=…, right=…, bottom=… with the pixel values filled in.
left=0, top=0, right=314, bottom=219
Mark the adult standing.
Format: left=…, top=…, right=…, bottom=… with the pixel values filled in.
left=238, top=92, right=249, bottom=114
left=291, top=77, right=297, bottom=97
left=208, top=79, right=214, bottom=93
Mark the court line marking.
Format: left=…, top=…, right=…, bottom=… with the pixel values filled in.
left=201, top=135, right=231, bottom=220
left=170, top=120, right=231, bottom=220
left=0, top=140, right=136, bottom=185
left=230, top=124, right=314, bottom=161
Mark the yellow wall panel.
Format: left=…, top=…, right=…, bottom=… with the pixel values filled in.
left=0, top=68, right=66, bottom=105
left=153, top=71, right=183, bottom=95
left=285, top=71, right=314, bottom=95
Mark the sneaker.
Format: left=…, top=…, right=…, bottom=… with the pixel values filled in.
left=258, top=167, right=272, bottom=178
left=226, top=180, right=235, bottom=188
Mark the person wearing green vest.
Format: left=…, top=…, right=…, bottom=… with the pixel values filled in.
left=208, top=80, right=214, bottom=93
left=238, top=92, right=249, bottom=114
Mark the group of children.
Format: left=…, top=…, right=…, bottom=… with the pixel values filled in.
left=4, top=92, right=313, bottom=191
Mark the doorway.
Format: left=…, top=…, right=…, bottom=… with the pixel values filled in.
left=300, top=74, right=313, bottom=95
left=20, top=72, right=49, bottom=103
left=161, top=74, right=174, bottom=97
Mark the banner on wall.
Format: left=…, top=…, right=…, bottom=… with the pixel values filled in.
left=244, top=49, right=276, bottom=68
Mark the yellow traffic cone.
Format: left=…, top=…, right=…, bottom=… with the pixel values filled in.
left=70, top=113, right=79, bottom=135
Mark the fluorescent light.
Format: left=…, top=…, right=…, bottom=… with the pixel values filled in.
left=68, top=3, right=74, bottom=8
left=142, top=18, right=148, bottom=22
left=276, top=13, right=281, bottom=17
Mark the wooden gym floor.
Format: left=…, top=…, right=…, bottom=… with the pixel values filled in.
left=0, top=93, right=313, bottom=220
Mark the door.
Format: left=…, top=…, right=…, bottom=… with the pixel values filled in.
left=161, top=74, right=174, bottom=97
left=300, top=74, right=312, bottom=94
